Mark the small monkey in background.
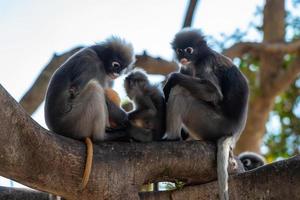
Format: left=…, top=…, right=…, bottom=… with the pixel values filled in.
left=124, top=70, right=166, bottom=142
left=238, top=152, right=266, bottom=171
left=44, top=37, right=134, bottom=189
left=164, top=29, right=249, bottom=200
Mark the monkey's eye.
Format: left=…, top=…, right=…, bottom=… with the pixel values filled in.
left=243, top=159, right=251, bottom=166
left=112, top=61, right=121, bottom=69
left=176, top=48, right=183, bottom=55
left=185, top=47, right=194, bottom=54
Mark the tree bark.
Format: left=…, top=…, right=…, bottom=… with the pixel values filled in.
left=140, top=155, right=300, bottom=200
left=0, top=187, right=49, bottom=200
left=2, top=153, right=300, bottom=200
left=0, top=84, right=242, bottom=200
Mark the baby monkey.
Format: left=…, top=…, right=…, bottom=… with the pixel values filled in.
left=124, top=70, right=166, bottom=142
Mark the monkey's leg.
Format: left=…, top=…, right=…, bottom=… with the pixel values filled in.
left=164, top=86, right=190, bottom=140
left=128, top=125, right=153, bottom=142
left=81, top=137, right=93, bottom=190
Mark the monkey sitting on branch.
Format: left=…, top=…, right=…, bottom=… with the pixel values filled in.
left=238, top=152, right=266, bottom=171
left=124, top=70, right=166, bottom=142
left=44, top=36, right=135, bottom=189
left=163, top=28, right=249, bottom=200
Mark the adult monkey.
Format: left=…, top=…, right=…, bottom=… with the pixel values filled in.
left=44, top=37, right=134, bottom=189
left=164, top=29, right=249, bottom=200
left=238, top=152, right=266, bottom=171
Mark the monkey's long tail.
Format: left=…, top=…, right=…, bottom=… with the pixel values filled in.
left=217, top=136, right=233, bottom=200
left=81, top=137, right=93, bottom=190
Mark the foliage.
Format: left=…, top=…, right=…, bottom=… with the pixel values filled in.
left=212, top=1, right=300, bottom=162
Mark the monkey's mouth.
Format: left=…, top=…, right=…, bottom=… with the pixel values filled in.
left=108, top=72, right=120, bottom=79
left=180, top=58, right=191, bottom=66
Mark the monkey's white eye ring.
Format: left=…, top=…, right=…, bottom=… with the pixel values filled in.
left=185, top=47, right=194, bottom=54
left=243, top=159, right=251, bottom=166
left=112, top=61, right=120, bottom=68
left=176, top=48, right=183, bottom=55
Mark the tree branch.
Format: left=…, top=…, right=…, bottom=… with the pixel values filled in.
left=19, top=47, right=83, bottom=115
left=140, top=155, right=300, bottom=200
left=0, top=84, right=241, bottom=200
left=269, top=53, right=300, bottom=96
left=0, top=187, right=49, bottom=200
left=182, top=0, right=200, bottom=28
left=223, top=40, right=300, bottom=59
left=135, top=54, right=178, bottom=75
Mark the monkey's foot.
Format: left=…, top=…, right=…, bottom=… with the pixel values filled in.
left=162, top=133, right=182, bottom=141
left=229, top=149, right=238, bottom=169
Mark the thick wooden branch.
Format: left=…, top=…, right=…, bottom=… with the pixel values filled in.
left=140, top=155, right=300, bottom=200
left=223, top=40, right=300, bottom=59
left=19, top=47, right=83, bottom=115
left=269, top=53, right=300, bottom=96
left=135, top=54, right=178, bottom=75
left=2, top=156, right=300, bottom=200
left=0, top=187, right=49, bottom=200
left=0, top=84, right=241, bottom=200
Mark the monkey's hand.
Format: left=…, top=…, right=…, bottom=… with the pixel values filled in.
left=163, top=73, right=181, bottom=101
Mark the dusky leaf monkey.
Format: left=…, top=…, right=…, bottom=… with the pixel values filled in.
left=238, top=152, right=266, bottom=171
left=44, top=36, right=134, bottom=189
left=124, top=70, right=166, bottom=142
left=164, top=28, right=249, bottom=200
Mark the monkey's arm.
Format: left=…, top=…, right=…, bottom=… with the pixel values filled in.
left=68, top=59, right=101, bottom=97
left=128, top=96, right=157, bottom=120
left=164, top=73, right=223, bottom=103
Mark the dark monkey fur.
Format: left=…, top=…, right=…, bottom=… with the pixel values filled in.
left=44, top=37, right=134, bottom=189
left=164, top=29, right=249, bottom=200
left=124, top=70, right=166, bottom=142
left=238, top=152, right=266, bottom=171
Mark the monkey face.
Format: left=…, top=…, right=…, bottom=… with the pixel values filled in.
left=171, top=28, right=207, bottom=65
left=175, top=47, right=194, bottom=65
left=124, top=71, right=149, bottom=99
left=239, top=153, right=265, bottom=171
left=100, top=37, right=135, bottom=79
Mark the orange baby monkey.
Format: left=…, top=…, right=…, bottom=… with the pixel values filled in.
left=105, top=88, right=122, bottom=128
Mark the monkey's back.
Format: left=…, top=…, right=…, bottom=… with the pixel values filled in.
left=147, top=86, right=166, bottom=140
left=44, top=48, right=105, bottom=138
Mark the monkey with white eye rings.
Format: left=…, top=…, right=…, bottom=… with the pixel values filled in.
left=164, top=29, right=249, bottom=200
left=44, top=36, right=135, bottom=190
left=124, top=69, right=166, bottom=142
left=238, top=152, right=266, bottom=171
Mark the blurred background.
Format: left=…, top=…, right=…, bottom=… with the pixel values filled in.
left=0, top=0, right=300, bottom=188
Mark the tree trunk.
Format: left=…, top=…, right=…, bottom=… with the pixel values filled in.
left=236, top=0, right=286, bottom=153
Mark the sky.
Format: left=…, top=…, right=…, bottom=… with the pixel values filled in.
left=0, top=0, right=266, bottom=187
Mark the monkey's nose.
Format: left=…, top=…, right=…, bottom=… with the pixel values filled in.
left=180, top=58, right=190, bottom=65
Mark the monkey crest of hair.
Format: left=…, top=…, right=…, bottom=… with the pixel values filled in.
left=103, top=36, right=135, bottom=67
left=171, top=28, right=206, bottom=50
left=238, top=151, right=266, bottom=171
left=124, top=69, right=150, bottom=99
